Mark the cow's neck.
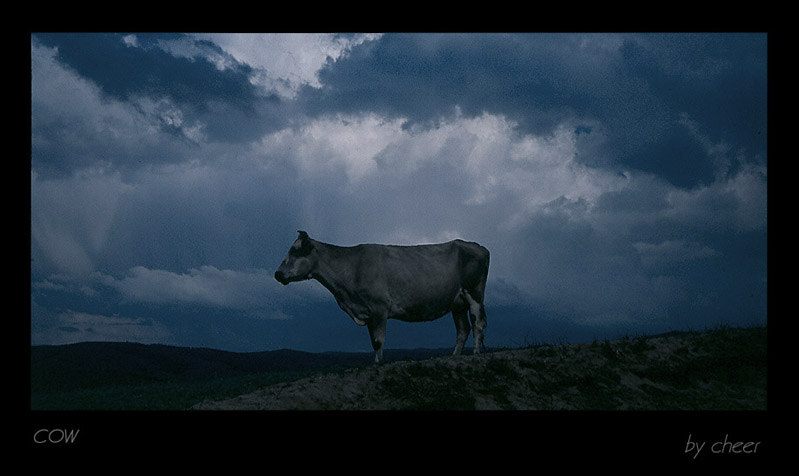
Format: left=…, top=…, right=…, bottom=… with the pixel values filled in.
left=309, top=241, right=358, bottom=304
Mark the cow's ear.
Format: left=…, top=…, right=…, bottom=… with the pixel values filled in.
left=297, top=230, right=311, bottom=248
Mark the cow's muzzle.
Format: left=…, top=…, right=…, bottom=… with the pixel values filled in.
left=274, top=270, right=289, bottom=285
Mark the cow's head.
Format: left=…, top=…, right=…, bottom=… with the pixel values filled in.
left=275, top=230, right=318, bottom=285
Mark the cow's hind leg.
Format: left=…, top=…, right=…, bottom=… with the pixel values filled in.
left=367, top=316, right=387, bottom=364
left=452, top=307, right=471, bottom=356
left=464, top=292, right=487, bottom=354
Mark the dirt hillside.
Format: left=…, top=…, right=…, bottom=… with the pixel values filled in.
left=193, top=327, right=766, bottom=410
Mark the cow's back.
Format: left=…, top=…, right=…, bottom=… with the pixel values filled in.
left=352, top=240, right=488, bottom=322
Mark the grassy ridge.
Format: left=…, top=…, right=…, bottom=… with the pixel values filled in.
left=362, top=326, right=766, bottom=410
left=31, top=326, right=766, bottom=411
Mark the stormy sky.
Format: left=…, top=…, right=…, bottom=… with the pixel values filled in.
left=30, top=33, right=767, bottom=353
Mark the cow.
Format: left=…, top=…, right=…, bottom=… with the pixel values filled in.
left=274, top=231, right=490, bottom=363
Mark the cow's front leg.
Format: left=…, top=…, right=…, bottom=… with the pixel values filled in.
left=367, top=316, right=387, bottom=364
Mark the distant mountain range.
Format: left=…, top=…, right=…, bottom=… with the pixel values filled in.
left=30, top=341, right=451, bottom=394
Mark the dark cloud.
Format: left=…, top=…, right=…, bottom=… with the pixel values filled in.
left=302, top=33, right=767, bottom=189
left=32, top=33, right=288, bottom=155
left=33, top=33, right=258, bottom=111
left=303, top=34, right=583, bottom=129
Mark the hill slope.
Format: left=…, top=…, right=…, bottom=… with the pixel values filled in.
left=194, top=326, right=766, bottom=410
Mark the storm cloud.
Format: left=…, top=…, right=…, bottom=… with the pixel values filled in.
left=30, top=33, right=767, bottom=352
